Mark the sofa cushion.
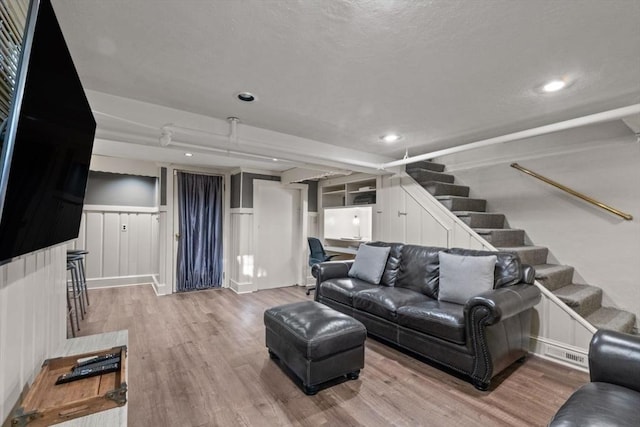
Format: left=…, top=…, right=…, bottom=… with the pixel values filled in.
left=438, top=252, right=496, bottom=305
left=396, top=300, right=466, bottom=345
left=348, top=244, right=390, bottom=285
left=353, top=287, right=431, bottom=321
left=447, top=248, right=521, bottom=288
left=396, top=245, right=446, bottom=298
left=549, top=382, right=640, bottom=427
left=365, top=242, right=404, bottom=286
left=319, top=277, right=379, bottom=306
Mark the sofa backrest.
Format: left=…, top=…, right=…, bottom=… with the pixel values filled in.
left=395, top=245, right=446, bottom=298
left=447, top=247, right=522, bottom=288
left=365, top=241, right=404, bottom=286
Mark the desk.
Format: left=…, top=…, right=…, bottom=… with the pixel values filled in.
left=57, top=330, right=128, bottom=426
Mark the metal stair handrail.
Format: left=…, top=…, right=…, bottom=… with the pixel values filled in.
left=511, top=163, right=633, bottom=221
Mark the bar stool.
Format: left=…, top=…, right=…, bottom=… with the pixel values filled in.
left=67, top=250, right=89, bottom=313
left=66, top=262, right=81, bottom=336
left=68, top=258, right=86, bottom=320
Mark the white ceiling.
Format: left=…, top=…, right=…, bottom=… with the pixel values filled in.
left=51, top=0, right=640, bottom=172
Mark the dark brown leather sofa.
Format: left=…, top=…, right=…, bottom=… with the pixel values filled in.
left=549, top=329, right=640, bottom=426
left=313, top=242, right=541, bottom=390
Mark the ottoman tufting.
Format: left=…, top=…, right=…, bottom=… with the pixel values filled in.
left=264, top=300, right=366, bottom=395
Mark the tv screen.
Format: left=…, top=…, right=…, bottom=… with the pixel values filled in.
left=0, top=0, right=96, bottom=263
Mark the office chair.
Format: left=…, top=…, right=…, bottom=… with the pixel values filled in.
left=306, top=237, right=337, bottom=295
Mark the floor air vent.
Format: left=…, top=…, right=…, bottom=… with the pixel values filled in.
left=545, top=345, right=588, bottom=368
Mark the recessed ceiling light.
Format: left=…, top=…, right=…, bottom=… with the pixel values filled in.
left=236, top=91, right=256, bottom=102
left=380, top=133, right=402, bottom=143
left=542, top=79, right=567, bottom=93
left=184, top=152, right=193, bottom=157
left=272, top=158, right=278, bottom=162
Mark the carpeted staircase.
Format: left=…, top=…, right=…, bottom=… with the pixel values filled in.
left=406, top=160, right=636, bottom=334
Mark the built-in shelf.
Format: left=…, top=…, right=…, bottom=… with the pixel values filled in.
left=321, top=177, right=376, bottom=208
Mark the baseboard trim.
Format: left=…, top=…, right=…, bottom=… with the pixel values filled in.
left=229, top=279, right=256, bottom=294
left=151, top=274, right=168, bottom=296
left=530, top=336, right=589, bottom=372
left=87, top=274, right=156, bottom=289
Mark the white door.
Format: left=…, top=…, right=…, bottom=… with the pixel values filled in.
left=381, top=175, right=407, bottom=242
left=253, top=181, right=303, bottom=289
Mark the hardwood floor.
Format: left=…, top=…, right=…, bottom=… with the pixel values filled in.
left=77, top=285, right=588, bottom=426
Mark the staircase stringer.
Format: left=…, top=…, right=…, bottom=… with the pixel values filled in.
left=398, top=172, right=596, bottom=369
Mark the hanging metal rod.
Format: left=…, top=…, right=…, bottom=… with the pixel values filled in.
left=510, top=163, right=633, bottom=221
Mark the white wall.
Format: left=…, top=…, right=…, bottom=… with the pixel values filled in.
left=436, top=121, right=640, bottom=328
left=74, top=208, right=159, bottom=288
left=0, top=245, right=67, bottom=423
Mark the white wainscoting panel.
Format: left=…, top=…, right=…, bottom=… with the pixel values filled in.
left=0, top=245, right=67, bottom=423
left=229, top=209, right=254, bottom=293
left=74, top=209, right=159, bottom=287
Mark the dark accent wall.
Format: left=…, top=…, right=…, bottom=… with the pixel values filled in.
left=230, top=173, right=241, bottom=208
left=85, top=171, right=157, bottom=207
left=303, top=180, right=318, bottom=212
left=160, top=167, right=167, bottom=206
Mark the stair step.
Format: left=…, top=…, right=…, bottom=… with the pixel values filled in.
left=406, top=160, right=446, bottom=173
left=553, top=284, right=603, bottom=317
left=414, top=163, right=635, bottom=336
left=421, top=181, right=470, bottom=197
left=436, top=196, right=486, bottom=212
left=499, top=246, right=549, bottom=266
left=586, top=307, right=636, bottom=334
left=534, top=264, right=575, bottom=291
left=408, top=169, right=455, bottom=184
left=455, top=212, right=506, bottom=228
left=474, top=228, right=525, bottom=246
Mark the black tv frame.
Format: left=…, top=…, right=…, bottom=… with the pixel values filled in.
left=0, top=0, right=96, bottom=264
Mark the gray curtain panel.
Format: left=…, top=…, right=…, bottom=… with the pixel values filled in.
left=176, top=172, right=223, bottom=291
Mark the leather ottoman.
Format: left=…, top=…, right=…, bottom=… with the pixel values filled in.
left=264, top=300, right=366, bottom=395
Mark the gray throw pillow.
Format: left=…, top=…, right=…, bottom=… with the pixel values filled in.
left=438, top=252, right=497, bottom=305
left=348, top=244, right=391, bottom=285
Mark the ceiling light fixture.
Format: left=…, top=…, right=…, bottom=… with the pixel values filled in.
left=542, top=79, right=567, bottom=93
left=184, top=152, right=193, bottom=157
left=236, top=91, right=256, bottom=102
left=380, top=133, right=402, bottom=143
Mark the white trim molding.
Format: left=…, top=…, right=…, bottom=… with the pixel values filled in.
left=83, top=204, right=159, bottom=213
left=87, top=274, right=156, bottom=289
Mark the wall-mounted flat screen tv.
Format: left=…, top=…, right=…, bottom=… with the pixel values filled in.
left=0, top=0, right=96, bottom=264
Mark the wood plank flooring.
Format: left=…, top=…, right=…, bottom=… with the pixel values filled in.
left=77, top=285, right=588, bottom=426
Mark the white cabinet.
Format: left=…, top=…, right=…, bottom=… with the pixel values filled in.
left=378, top=175, right=448, bottom=246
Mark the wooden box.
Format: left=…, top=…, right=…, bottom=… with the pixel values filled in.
left=10, top=346, right=127, bottom=427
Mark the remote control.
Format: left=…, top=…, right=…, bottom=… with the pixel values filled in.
left=72, top=356, right=121, bottom=373
left=73, top=352, right=120, bottom=369
left=55, top=362, right=120, bottom=385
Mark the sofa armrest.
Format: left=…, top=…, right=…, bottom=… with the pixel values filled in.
left=465, top=283, right=541, bottom=325
left=521, top=264, right=535, bottom=284
left=312, top=260, right=354, bottom=282
left=589, top=329, right=640, bottom=393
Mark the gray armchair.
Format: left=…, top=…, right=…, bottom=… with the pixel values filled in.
left=549, top=329, right=640, bottom=426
